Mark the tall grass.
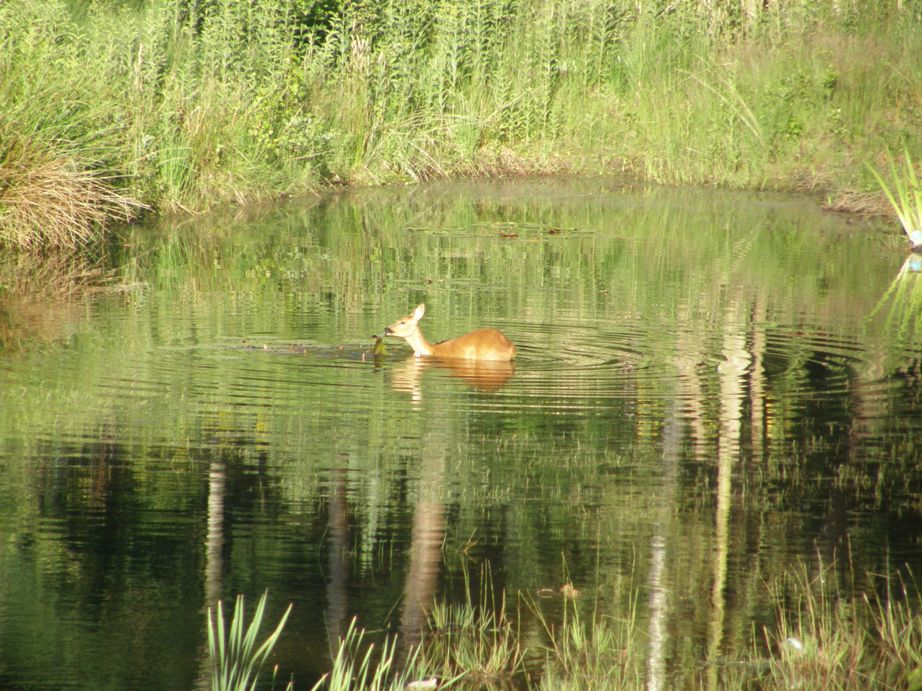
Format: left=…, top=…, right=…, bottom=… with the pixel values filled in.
left=531, top=590, right=642, bottom=690
left=2, top=0, right=922, bottom=248
left=761, top=561, right=922, bottom=689
left=422, top=567, right=526, bottom=686
left=310, top=562, right=920, bottom=689
left=310, top=618, right=424, bottom=691
left=207, top=592, right=293, bottom=691
left=867, top=148, right=922, bottom=249
left=0, top=134, right=141, bottom=250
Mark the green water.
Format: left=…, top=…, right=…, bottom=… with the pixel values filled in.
left=1, top=179, right=920, bottom=689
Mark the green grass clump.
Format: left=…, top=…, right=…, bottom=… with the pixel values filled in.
left=311, top=618, right=425, bottom=691
left=532, top=591, right=642, bottom=690
left=867, top=148, right=922, bottom=249
left=422, top=570, right=525, bottom=687
left=310, top=562, right=920, bottom=690
left=207, top=592, right=293, bottom=691
left=759, top=563, right=922, bottom=690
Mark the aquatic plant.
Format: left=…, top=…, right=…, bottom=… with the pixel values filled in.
left=310, top=618, right=425, bottom=691
left=867, top=148, right=922, bottom=249
left=207, top=592, right=293, bottom=691
left=759, top=561, right=922, bottom=690
left=530, top=588, right=643, bottom=690
left=422, top=566, right=525, bottom=686
left=311, top=563, right=921, bottom=690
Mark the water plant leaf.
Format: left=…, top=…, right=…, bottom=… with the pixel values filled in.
left=867, top=147, right=922, bottom=247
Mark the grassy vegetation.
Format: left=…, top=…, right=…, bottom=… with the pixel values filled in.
left=310, top=618, right=423, bottom=691
left=207, top=592, right=293, bottom=691
left=868, top=149, right=922, bottom=249
left=310, top=562, right=921, bottom=689
left=758, top=562, right=922, bottom=690
left=1, top=0, right=921, bottom=249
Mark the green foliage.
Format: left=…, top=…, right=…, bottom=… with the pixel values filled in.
left=759, top=562, right=922, bottom=690
left=311, top=618, right=420, bottom=691
left=207, top=591, right=293, bottom=691
left=531, top=587, right=642, bottom=689
left=867, top=148, right=922, bottom=248
left=423, top=566, right=525, bottom=685
left=310, top=561, right=920, bottom=690
left=2, top=0, right=922, bottom=247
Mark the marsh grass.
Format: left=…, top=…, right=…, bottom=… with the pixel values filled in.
left=422, top=567, right=525, bottom=687
left=3, top=0, right=922, bottom=247
left=867, top=148, right=922, bottom=249
left=530, top=590, right=642, bottom=690
left=207, top=591, right=293, bottom=691
left=309, top=559, right=920, bottom=690
left=310, top=618, right=422, bottom=691
left=0, top=136, right=142, bottom=250
left=758, top=561, right=922, bottom=689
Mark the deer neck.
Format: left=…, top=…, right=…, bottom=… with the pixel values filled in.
left=405, top=326, right=434, bottom=357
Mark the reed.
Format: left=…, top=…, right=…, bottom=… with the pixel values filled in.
left=309, top=560, right=920, bottom=690
left=207, top=592, right=293, bottom=691
left=310, top=618, right=425, bottom=691
left=867, top=148, right=922, bottom=249
left=759, top=561, right=922, bottom=689
left=530, top=589, right=642, bottom=690
left=422, top=566, right=525, bottom=686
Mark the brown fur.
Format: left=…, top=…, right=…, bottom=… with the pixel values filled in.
left=383, top=304, right=516, bottom=362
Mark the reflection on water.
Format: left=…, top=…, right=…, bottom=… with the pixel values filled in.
left=388, top=356, right=516, bottom=403
left=0, top=180, right=921, bottom=689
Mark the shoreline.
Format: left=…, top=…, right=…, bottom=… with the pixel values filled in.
left=1, top=0, right=917, bottom=250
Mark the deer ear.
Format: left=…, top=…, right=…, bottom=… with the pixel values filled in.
left=413, top=304, right=426, bottom=320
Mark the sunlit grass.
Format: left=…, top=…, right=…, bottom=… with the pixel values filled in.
left=759, top=561, right=922, bottom=689
left=0, top=135, right=142, bottom=250
left=207, top=591, right=293, bottom=691
left=2, top=0, right=922, bottom=247
left=310, top=561, right=920, bottom=690
left=422, top=566, right=525, bottom=687
left=530, top=588, right=642, bottom=690
left=867, top=148, right=922, bottom=249
left=310, top=618, right=423, bottom=691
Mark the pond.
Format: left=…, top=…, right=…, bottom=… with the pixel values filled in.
left=1, top=179, right=920, bottom=689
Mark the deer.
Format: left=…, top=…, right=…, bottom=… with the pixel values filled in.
left=382, top=304, right=516, bottom=362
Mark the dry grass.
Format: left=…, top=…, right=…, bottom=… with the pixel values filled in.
left=0, top=138, right=144, bottom=251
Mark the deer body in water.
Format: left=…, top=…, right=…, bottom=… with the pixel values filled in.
left=383, top=304, right=516, bottom=362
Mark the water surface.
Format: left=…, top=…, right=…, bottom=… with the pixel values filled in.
left=1, top=179, right=920, bottom=689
